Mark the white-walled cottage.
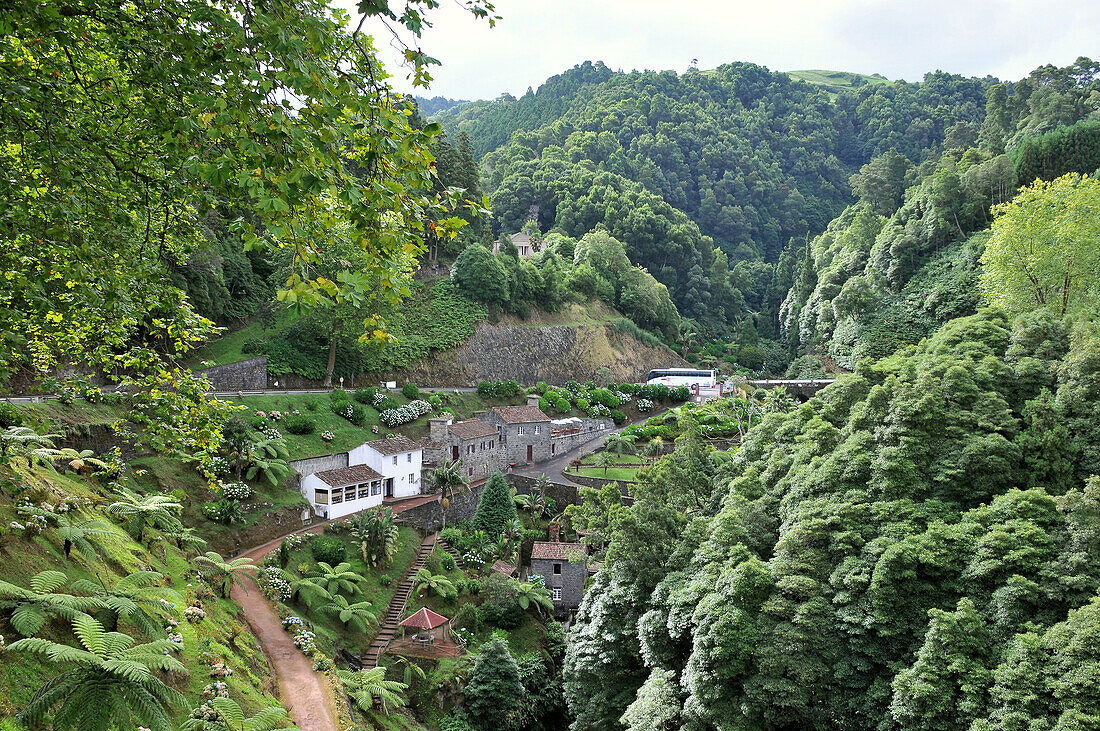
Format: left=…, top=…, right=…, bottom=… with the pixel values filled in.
left=299, top=435, right=423, bottom=519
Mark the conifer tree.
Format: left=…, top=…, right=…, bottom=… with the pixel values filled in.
left=473, top=472, right=517, bottom=539
left=464, top=637, right=525, bottom=730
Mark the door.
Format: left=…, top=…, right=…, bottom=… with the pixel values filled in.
left=527, top=445, right=533, bottom=462
left=385, top=478, right=394, bottom=498
left=451, top=445, right=459, bottom=461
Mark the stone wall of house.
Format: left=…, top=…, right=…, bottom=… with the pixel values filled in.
left=287, top=452, right=349, bottom=491
left=531, top=556, right=587, bottom=617
left=498, top=422, right=551, bottom=466
left=197, top=356, right=268, bottom=392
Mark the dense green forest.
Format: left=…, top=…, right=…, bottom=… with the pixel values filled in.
left=3, top=0, right=1100, bottom=728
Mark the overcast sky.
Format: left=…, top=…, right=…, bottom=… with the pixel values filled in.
left=338, top=0, right=1099, bottom=101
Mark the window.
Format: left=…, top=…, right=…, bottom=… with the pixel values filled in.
left=358, top=483, right=370, bottom=499
left=392, top=456, right=398, bottom=465
left=407, top=453, right=412, bottom=462
left=409, top=473, right=415, bottom=483
left=553, top=563, right=562, bottom=575
left=551, top=587, right=562, bottom=601
left=490, top=441, right=494, bottom=449
left=344, top=486, right=356, bottom=502
left=331, top=491, right=343, bottom=504
left=517, top=426, right=524, bottom=435
left=372, top=482, right=382, bottom=496
left=534, top=425, right=541, bottom=434
left=468, top=467, right=473, bottom=477
left=314, top=489, right=329, bottom=504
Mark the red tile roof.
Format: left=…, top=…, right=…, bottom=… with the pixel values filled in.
left=531, top=541, right=587, bottom=561
left=367, top=435, right=420, bottom=455
left=399, top=607, right=449, bottom=629
left=491, top=405, right=551, bottom=424
left=492, top=560, right=517, bottom=577
left=314, top=464, right=383, bottom=487
left=448, top=418, right=498, bottom=440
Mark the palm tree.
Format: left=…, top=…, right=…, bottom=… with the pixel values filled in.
left=532, top=473, right=551, bottom=518
left=337, top=667, right=408, bottom=715
left=54, top=513, right=113, bottom=559
left=106, top=488, right=183, bottom=543
left=763, top=386, right=794, bottom=413
left=515, top=582, right=554, bottom=616
left=604, top=432, right=636, bottom=456
left=10, top=613, right=186, bottom=731
left=181, top=697, right=290, bottom=731
left=310, top=561, right=364, bottom=597
left=192, top=552, right=256, bottom=599
left=645, top=436, right=666, bottom=461
left=0, top=570, right=101, bottom=636
left=72, top=570, right=181, bottom=636
left=593, top=450, right=618, bottom=477
left=319, top=595, right=377, bottom=632
left=429, top=460, right=468, bottom=530
left=221, top=416, right=253, bottom=481
left=414, top=569, right=456, bottom=599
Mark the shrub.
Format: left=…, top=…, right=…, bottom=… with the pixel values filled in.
left=440, top=552, right=456, bottom=571
left=379, top=399, right=431, bottom=428
left=538, top=397, right=550, bottom=412
left=452, top=603, right=479, bottom=634
left=480, top=574, right=524, bottom=629
left=284, top=413, right=316, bottom=435
left=552, top=397, right=571, bottom=414
left=575, top=397, right=590, bottom=411
left=379, top=574, right=392, bottom=587
left=402, top=382, right=420, bottom=399
left=670, top=385, right=691, bottom=402
left=310, top=536, right=346, bottom=565
left=303, top=398, right=320, bottom=412
left=353, top=387, right=378, bottom=404
left=329, top=388, right=349, bottom=407
left=201, top=500, right=244, bottom=525
left=535, top=381, right=548, bottom=395
left=219, top=482, right=252, bottom=500
left=610, top=409, right=627, bottom=425
left=427, top=394, right=443, bottom=410
left=737, top=344, right=765, bottom=370
left=589, top=388, right=621, bottom=408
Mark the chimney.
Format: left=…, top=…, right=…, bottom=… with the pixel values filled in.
left=527, top=393, right=541, bottom=408
left=429, top=415, right=452, bottom=442
left=548, top=522, right=560, bottom=543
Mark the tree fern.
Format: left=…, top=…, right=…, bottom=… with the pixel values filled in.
left=192, top=552, right=255, bottom=598
left=10, top=613, right=186, bottom=731
left=181, top=696, right=290, bottom=731
left=337, top=667, right=408, bottom=715
left=0, top=570, right=101, bottom=636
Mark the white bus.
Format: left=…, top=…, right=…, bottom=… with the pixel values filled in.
left=645, top=369, right=716, bottom=388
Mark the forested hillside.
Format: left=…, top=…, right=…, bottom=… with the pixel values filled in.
left=432, top=58, right=1100, bottom=370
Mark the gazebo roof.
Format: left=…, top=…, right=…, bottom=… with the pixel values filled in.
left=398, top=607, right=449, bottom=630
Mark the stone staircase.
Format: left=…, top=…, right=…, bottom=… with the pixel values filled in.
left=438, top=539, right=461, bottom=565
left=361, top=532, right=438, bottom=668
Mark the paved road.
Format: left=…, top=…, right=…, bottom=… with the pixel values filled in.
left=0, top=385, right=481, bottom=403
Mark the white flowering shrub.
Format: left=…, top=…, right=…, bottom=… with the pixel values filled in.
left=262, top=426, right=282, bottom=440
left=615, top=391, right=632, bottom=404
left=320, top=430, right=335, bottom=441
left=379, top=399, right=431, bottom=427
left=219, top=482, right=252, bottom=500
left=588, top=403, right=612, bottom=418
left=636, top=398, right=654, bottom=412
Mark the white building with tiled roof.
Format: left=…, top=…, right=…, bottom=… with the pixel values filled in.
left=299, top=435, right=423, bottom=519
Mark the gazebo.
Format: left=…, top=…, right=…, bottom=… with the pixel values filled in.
left=398, top=607, right=450, bottom=644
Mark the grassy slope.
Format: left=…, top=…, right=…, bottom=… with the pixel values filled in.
left=0, top=468, right=287, bottom=724
left=275, top=527, right=422, bottom=654
left=785, top=69, right=893, bottom=96
left=223, top=390, right=527, bottom=462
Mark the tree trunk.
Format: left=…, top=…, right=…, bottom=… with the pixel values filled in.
left=324, top=328, right=338, bottom=388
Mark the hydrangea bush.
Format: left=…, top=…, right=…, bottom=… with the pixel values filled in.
left=379, top=399, right=431, bottom=427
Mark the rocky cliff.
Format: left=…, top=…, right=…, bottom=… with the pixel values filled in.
left=371, top=321, right=685, bottom=386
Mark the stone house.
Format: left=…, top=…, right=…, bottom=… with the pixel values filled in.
left=299, top=436, right=423, bottom=519
left=492, top=230, right=536, bottom=258
left=480, top=398, right=552, bottom=466
left=420, top=416, right=505, bottom=482
left=529, top=525, right=588, bottom=618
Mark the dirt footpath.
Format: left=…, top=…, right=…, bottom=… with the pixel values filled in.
left=232, top=542, right=340, bottom=731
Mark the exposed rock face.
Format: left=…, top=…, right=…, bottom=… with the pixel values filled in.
left=370, top=322, right=685, bottom=386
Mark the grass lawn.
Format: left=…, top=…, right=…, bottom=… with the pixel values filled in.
left=579, top=452, right=645, bottom=466
left=187, top=311, right=296, bottom=368
left=574, top=466, right=639, bottom=482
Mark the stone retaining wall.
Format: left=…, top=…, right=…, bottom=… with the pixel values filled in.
left=198, top=356, right=268, bottom=391
left=287, top=452, right=349, bottom=491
